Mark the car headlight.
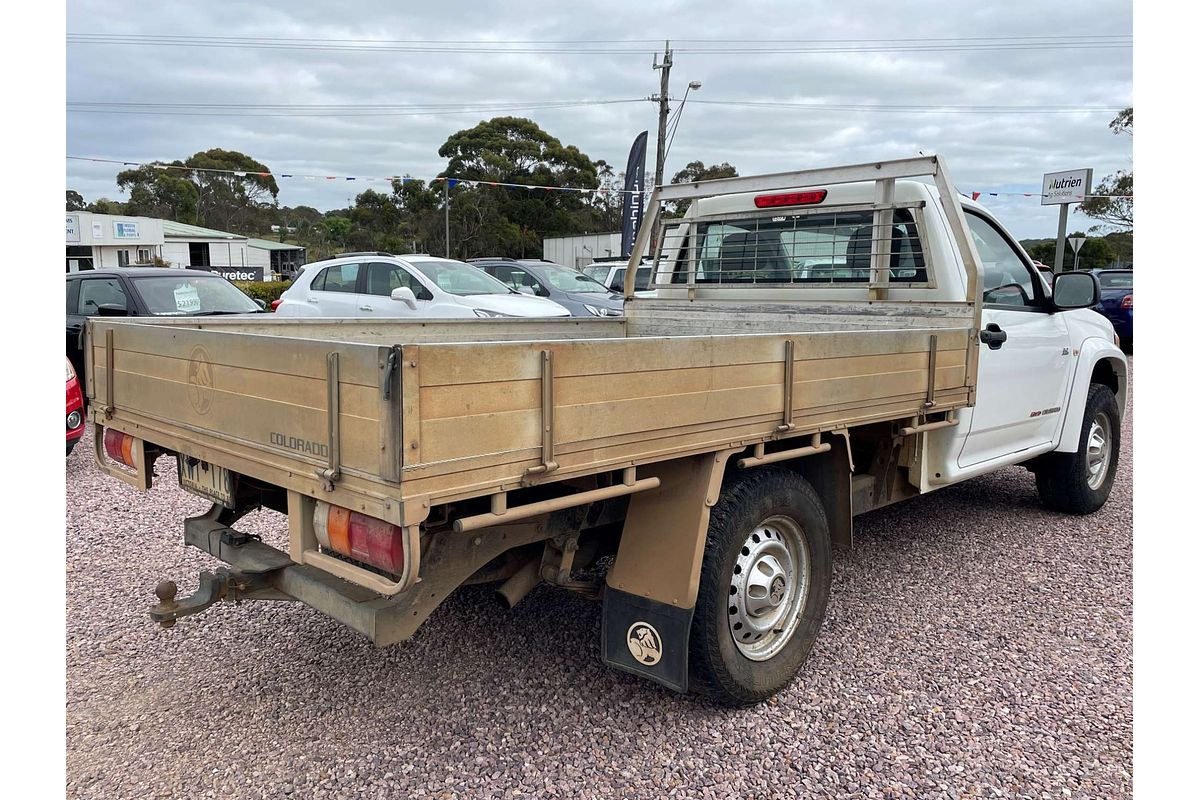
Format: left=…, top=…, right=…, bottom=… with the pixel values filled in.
left=583, top=304, right=621, bottom=317
left=473, top=308, right=509, bottom=318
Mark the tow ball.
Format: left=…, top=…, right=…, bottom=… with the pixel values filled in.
left=149, top=569, right=247, bottom=628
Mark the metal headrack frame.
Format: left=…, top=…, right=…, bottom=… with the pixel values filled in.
left=624, top=154, right=984, bottom=317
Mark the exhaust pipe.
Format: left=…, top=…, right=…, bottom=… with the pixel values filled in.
left=496, top=558, right=541, bottom=608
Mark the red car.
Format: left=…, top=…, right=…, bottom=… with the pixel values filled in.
left=66, top=358, right=85, bottom=456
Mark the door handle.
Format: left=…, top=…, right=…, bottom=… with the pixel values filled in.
left=306, top=295, right=318, bottom=303
left=359, top=305, right=373, bottom=312
left=979, top=323, right=1008, bottom=350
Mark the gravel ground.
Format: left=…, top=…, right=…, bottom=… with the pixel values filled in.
left=67, top=378, right=1132, bottom=800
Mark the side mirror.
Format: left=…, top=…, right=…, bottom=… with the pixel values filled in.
left=1052, top=271, right=1100, bottom=310
left=253, top=298, right=268, bottom=311
left=96, top=303, right=127, bottom=317
left=390, top=286, right=419, bottom=309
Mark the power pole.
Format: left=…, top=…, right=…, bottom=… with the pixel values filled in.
left=443, top=180, right=450, bottom=258
left=648, top=41, right=672, bottom=258
left=652, top=41, right=673, bottom=192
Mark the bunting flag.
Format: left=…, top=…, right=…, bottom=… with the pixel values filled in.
left=64, top=155, right=1134, bottom=200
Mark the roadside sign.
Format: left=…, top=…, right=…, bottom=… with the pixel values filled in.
left=1068, top=237, right=1086, bottom=253
left=1041, top=169, right=1093, bottom=206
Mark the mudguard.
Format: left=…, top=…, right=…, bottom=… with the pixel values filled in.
left=1054, top=337, right=1128, bottom=453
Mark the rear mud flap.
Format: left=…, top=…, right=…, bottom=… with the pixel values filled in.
left=601, top=587, right=693, bottom=693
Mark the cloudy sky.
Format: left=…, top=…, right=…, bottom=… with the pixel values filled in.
left=65, top=0, right=1132, bottom=240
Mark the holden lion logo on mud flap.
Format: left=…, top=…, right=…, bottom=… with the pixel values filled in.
left=626, top=621, right=663, bottom=666
left=187, top=346, right=214, bottom=415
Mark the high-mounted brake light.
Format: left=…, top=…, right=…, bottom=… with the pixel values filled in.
left=1121, top=294, right=1132, bottom=310
left=103, top=428, right=136, bottom=468
left=314, top=501, right=405, bottom=575
left=754, top=190, right=827, bottom=208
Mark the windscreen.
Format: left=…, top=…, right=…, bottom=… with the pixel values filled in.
left=409, top=259, right=513, bottom=296
left=131, top=275, right=260, bottom=315
left=535, top=264, right=612, bottom=294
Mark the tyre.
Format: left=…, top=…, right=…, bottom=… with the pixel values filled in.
left=66, top=440, right=77, bottom=457
left=688, top=467, right=832, bottom=705
left=1035, top=383, right=1120, bottom=514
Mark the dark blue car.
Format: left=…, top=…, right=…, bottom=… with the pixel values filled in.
left=1091, top=269, right=1132, bottom=351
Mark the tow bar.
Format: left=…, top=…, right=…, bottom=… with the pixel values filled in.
left=149, top=568, right=281, bottom=628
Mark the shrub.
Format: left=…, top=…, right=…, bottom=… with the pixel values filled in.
left=233, top=280, right=292, bottom=305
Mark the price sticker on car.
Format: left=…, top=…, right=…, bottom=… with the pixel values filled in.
left=174, top=284, right=202, bottom=313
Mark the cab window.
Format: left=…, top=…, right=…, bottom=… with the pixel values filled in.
left=312, top=263, right=361, bottom=294
left=964, top=212, right=1043, bottom=308
left=77, top=278, right=128, bottom=315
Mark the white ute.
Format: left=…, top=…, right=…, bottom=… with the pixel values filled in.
left=275, top=253, right=570, bottom=318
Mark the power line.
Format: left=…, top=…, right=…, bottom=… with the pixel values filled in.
left=66, top=32, right=1131, bottom=55
left=65, top=99, right=647, bottom=118
left=65, top=98, right=1126, bottom=117
left=690, top=100, right=1126, bottom=114
left=66, top=32, right=1131, bottom=44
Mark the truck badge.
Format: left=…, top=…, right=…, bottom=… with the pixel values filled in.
left=187, top=346, right=214, bottom=416
left=626, top=621, right=663, bottom=666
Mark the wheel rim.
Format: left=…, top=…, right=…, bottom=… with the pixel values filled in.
left=727, top=514, right=810, bottom=662
left=1085, top=411, right=1113, bottom=490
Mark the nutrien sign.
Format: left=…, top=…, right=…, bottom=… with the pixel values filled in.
left=1041, top=168, right=1093, bottom=206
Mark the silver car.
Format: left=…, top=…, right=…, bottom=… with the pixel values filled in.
left=275, top=253, right=570, bottom=318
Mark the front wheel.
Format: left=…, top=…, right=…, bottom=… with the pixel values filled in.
left=1035, top=383, right=1121, bottom=514
left=688, top=467, right=832, bottom=705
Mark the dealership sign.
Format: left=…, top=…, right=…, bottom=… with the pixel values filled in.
left=113, top=221, right=141, bottom=238
left=1041, top=168, right=1093, bottom=206
left=188, top=264, right=264, bottom=282
left=66, top=214, right=80, bottom=243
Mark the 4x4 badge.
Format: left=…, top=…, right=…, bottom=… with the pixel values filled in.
left=626, top=621, right=663, bottom=665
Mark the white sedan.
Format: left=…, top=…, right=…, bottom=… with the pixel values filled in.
left=275, top=253, right=571, bottom=318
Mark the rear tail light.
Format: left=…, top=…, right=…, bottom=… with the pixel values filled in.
left=314, top=501, right=405, bottom=575
left=270, top=299, right=282, bottom=311
left=103, top=428, right=136, bottom=468
left=754, top=190, right=827, bottom=208
left=1121, top=294, right=1132, bottom=310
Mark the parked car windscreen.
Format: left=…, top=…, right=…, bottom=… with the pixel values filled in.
left=1097, top=272, right=1133, bottom=289
left=409, top=259, right=513, bottom=296
left=582, top=265, right=610, bottom=284
left=131, top=275, right=261, bottom=315
left=536, top=264, right=613, bottom=294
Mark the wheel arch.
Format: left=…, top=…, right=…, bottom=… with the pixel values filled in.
left=1055, top=339, right=1128, bottom=453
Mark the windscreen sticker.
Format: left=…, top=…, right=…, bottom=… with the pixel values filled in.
left=173, top=284, right=202, bottom=313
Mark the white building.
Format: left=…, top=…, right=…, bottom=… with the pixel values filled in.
left=542, top=232, right=622, bottom=268
left=67, top=212, right=303, bottom=281
left=66, top=211, right=166, bottom=271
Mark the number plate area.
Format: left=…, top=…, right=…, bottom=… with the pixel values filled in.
left=177, top=455, right=236, bottom=507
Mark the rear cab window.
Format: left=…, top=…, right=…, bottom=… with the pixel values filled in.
left=675, top=208, right=927, bottom=285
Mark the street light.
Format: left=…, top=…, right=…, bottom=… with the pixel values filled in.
left=664, top=80, right=702, bottom=161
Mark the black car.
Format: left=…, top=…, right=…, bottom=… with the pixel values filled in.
left=468, top=258, right=624, bottom=317
left=66, top=267, right=265, bottom=385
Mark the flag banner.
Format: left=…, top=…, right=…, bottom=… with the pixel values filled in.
left=620, top=130, right=648, bottom=259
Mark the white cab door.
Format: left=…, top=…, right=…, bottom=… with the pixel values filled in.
left=360, top=261, right=434, bottom=317
left=958, top=212, right=1073, bottom=468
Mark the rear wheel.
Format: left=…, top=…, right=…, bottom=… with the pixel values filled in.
left=1035, top=383, right=1120, bottom=514
left=688, top=467, right=832, bottom=705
